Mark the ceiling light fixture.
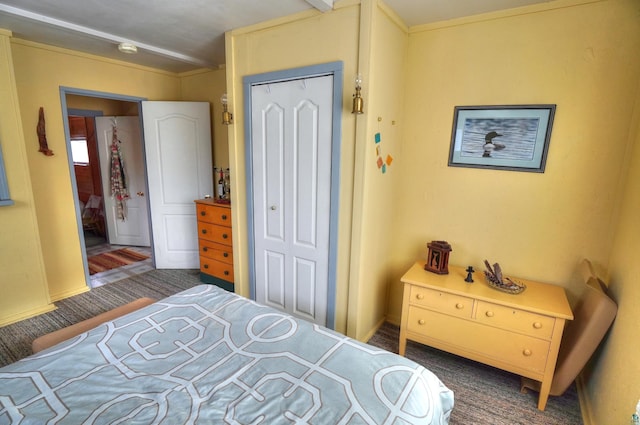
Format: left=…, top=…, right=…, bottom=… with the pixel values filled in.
left=118, top=42, right=138, bottom=54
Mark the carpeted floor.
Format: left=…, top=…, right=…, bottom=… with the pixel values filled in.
left=0, top=269, right=201, bottom=367
left=368, top=323, right=583, bottom=425
left=0, top=270, right=583, bottom=424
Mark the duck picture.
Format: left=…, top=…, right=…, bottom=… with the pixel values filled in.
left=483, top=131, right=505, bottom=157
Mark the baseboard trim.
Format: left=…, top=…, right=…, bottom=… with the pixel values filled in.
left=50, top=286, right=90, bottom=302
left=576, top=374, right=595, bottom=425
left=361, top=316, right=387, bottom=343
left=0, top=303, right=56, bottom=327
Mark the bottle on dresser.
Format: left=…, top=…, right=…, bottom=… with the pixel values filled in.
left=217, top=167, right=225, bottom=200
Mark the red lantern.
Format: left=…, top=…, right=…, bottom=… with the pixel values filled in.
left=425, top=241, right=452, bottom=274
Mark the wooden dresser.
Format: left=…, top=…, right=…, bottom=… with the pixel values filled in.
left=399, top=261, right=573, bottom=411
left=194, top=199, right=233, bottom=291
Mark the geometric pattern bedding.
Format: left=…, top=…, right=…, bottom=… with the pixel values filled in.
left=0, top=285, right=454, bottom=424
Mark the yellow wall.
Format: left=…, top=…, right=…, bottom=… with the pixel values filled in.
left=386, top=0, right=640, bottom=323
left=382, top=0, right=640, bottom=421
left=0, top=30, right=54, bottom=326
left=589, top=77, right=640, bottom=423
left=347, top=2, right=408, bottom=340
left=180, top=68, right=229, bottom=170
left=0, top=37, right=224, bottom=325
left=10, top=39, right=180, bottom=303
left=226, top=1, right=362, bottom=333
left=67, top=95, right=138, bottom=116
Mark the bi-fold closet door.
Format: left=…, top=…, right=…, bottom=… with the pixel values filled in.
left=250, top=74, right=334, bottom=326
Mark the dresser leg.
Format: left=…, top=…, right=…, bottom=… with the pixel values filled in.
left=398, top=321, right=408, bottom=355
left=537, top=380, right=551, bottom=411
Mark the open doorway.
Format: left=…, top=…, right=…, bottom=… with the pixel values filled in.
left=61, top=88, right=214, bottom=289
left=63, top=90, right=153, bottom=288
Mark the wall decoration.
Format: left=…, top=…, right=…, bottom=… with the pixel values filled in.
left=373, top=119, right=394, bottom=174
left=110, top=125, right=129, bottom=220
left=36, top=107, right=54, bottom=156
left=448, top=105, right=556, bottom=172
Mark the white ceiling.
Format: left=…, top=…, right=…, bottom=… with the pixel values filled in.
left=0, top=0, right=551, bottom=73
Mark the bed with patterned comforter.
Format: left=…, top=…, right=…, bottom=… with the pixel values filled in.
left=0, top=284, right=453, bottom=424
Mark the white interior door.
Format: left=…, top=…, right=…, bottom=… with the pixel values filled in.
left=251, top=75, right=333, bottom=326
left=96, top=116, right=150, bottom=247
left=142, top=101, right=212, bottom=269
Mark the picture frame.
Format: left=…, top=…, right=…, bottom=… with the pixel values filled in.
left=448, top=104, right=556, bottom=173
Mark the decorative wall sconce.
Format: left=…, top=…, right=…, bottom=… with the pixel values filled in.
left=221, top=93, right=233, bottom=125
left=352, top=73, right=364, bottom=114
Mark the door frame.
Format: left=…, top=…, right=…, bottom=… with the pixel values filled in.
left=243, top=61, right=343, bottom=329
left=59, top=87, right=150, bottom=287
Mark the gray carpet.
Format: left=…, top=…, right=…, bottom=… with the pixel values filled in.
left=368, top=323, right=583, bottom=425
left=0, top=269, right=583, bottom=424
left=0, top=269, right=201, bottom=367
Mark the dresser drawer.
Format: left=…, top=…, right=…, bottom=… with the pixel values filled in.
left=200, top=258, right=234, bottom=282
left=199, top=240, right=233, bottom=264
left=409, top=285, right=473, bottom=319
left=407, top=306, right=550, bottom=373
left=196, top=203, right=231, bottom=226
left=197, top=222, right=233, bottom=246
left=475, top=301, right=555, bottom=340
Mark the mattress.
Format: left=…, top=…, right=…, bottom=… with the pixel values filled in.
left=0, top=284, right=454, bottom=424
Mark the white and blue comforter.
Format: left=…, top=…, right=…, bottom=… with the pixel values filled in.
left=0, top=285, right=453, bottom=424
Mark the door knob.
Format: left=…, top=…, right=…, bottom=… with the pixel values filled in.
left=270, top=205, right=277, bottom=211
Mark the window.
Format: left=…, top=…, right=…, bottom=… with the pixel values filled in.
left=0, top=141, right=13, bottom=206
left=70, top=138, right=90, bottom=164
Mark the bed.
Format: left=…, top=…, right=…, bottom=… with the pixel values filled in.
left=0, top=285, right=454, bottom=424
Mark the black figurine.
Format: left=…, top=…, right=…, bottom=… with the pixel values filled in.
left=465, top=266, right=474, bottom=283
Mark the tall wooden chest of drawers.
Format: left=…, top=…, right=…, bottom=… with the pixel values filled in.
left=399, top=262, right=573, bottom=411
left=194, top=199, right=233, bottom=291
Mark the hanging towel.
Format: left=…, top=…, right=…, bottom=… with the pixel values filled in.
left=110, top=125, right=129, bottom=220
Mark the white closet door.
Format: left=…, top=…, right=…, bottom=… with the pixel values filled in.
left=251, top=75, right=333, bottom=325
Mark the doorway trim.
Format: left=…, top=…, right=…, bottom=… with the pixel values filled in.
left=242, top=61, right=343, bottom=329
left=59, top=87, right=148, bottom=287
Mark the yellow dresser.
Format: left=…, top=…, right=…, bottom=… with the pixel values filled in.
left=194, top=199, right=233, bottom=291
left=399, top=261, right=573, bottom=411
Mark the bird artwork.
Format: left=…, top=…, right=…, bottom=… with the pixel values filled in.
left=36, top=107, right=54, bottom=156
left=482, top=131, right=505, bottom=157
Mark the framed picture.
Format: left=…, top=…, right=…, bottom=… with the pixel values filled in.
left=448, top=104, right=556, bottom=172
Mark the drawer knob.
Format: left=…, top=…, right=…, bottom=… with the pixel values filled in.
left=222, top=214, right=227, bottom=220
left=223, top=252, right=229, bottom=257
left=455, top=303, right=464, bottom=309
left=202, top=229, right=207, bottom=234
left=204, top=264, right=209, bottom=269
left=200, top=211, right=206, bottom=216
left=485, top=311, right=494, bottom=318
left=223, top=233, right=228, bottom=239
left=416, top=294, right=424, bottom=300
left=224, top=270, right=230, bottom=276
left=533, top=322, right=543, bottom=329
left=418, top=319, right=425, bottom=325
left=523, top=349, right=532, bottom=357
left=203, top=247, right=208, bottom=252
